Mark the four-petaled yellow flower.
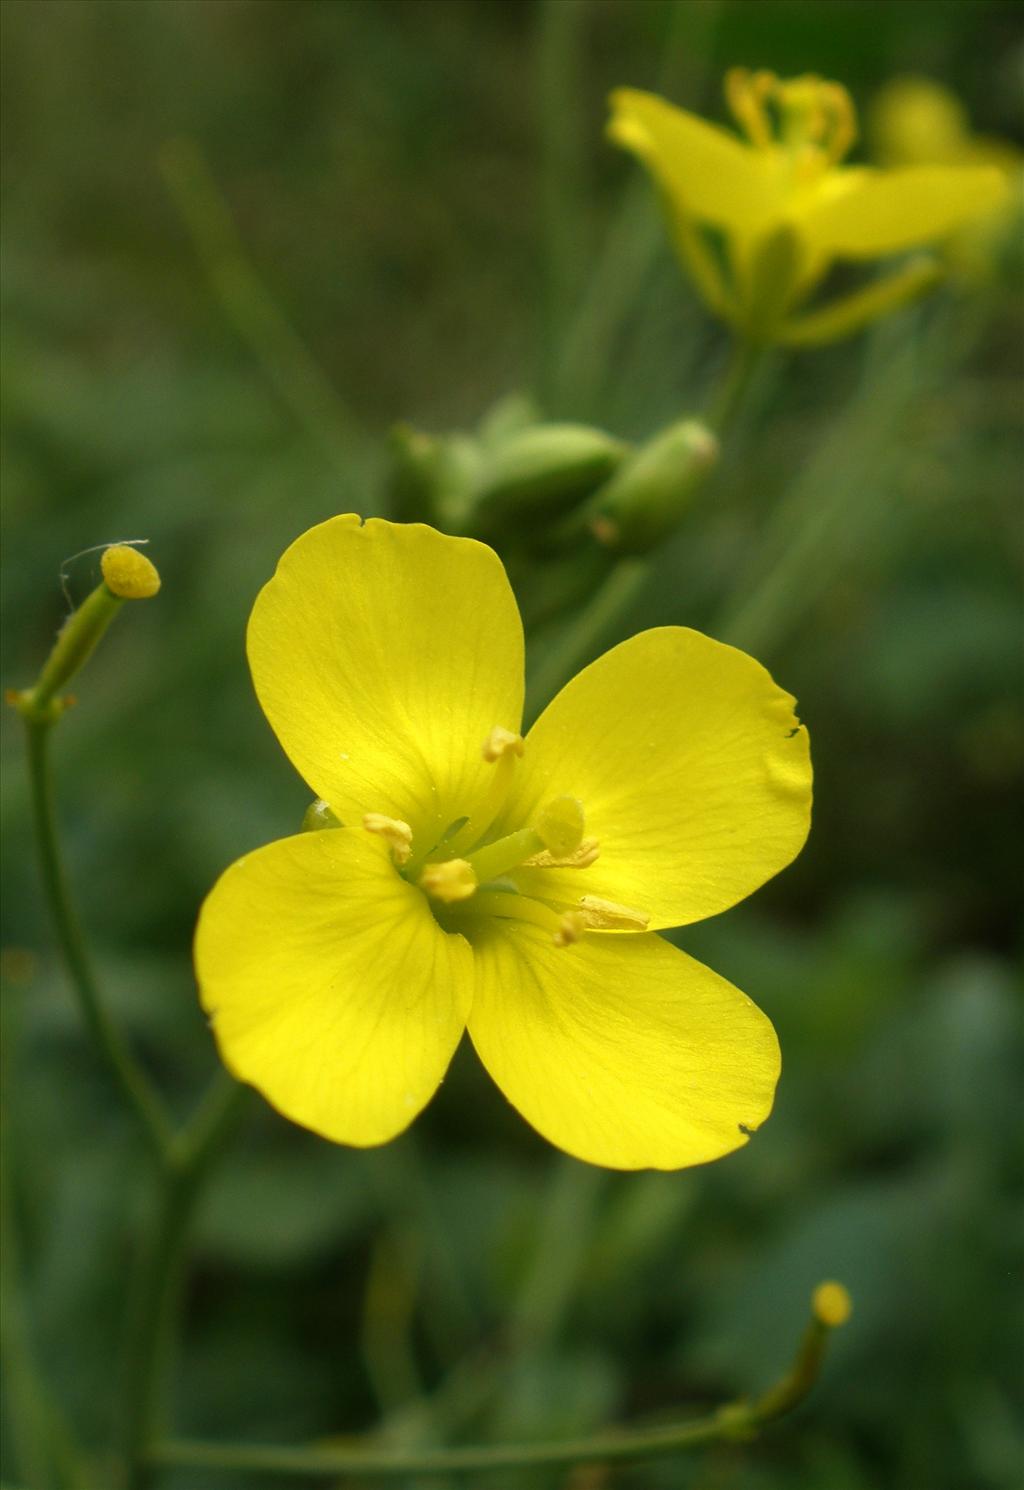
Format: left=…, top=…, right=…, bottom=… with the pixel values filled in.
left=195, top=517, right=811, bottom=1170
left=609, top=70, right=1008, bottom=346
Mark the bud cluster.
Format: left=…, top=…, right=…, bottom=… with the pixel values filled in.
left=387, top=395, right=718, bottom=557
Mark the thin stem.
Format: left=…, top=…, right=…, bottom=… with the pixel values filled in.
left=524, top=558, right=647, bottom=723
left=23, top=718, right=173, bottom=1164
left=118, top=1075, right=246, bottom=1490
left=151, top=1303, right=842, bottom=1479
left=536, top=0, right=589, bottom=405
left=0, top=1116, right=82, bottom=1490
left=705, top=338, right=765, bottom=433
left=159, top=138, right=357, bottom=477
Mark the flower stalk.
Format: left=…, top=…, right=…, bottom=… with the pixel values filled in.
left=148, top=1283, right=850, bottom=1480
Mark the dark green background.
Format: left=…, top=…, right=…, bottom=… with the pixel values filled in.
left=2, top=2, right=1022, bottom=1487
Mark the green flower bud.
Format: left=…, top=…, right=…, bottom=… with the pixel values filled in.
left=471, top=423, right=629, bottom=537
left=387, top=424, right=483, bottom=531
left=587, top=419, right=718, bottom=554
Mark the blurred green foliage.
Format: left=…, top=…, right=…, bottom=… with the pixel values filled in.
left=2, top=1, right=1022, bottom=1487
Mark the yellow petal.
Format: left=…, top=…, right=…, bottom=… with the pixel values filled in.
left=508, top=628, right=811, bottom=930
left=803, top=163, right=1009, bottom=257
left=609, top=87, right=780, bottom=231
left=195, top=829, right=472, bottom=1146
left=467, top=920, right=780, bottom=1170
left=248, top=516, right=524, bottom=842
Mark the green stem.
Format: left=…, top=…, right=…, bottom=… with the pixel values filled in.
left=1, top=1107, right=84, bottom=1490
left=150, top=1305, right=841, bottom=1479
left=23, top=718, right=173, bottom=1165
left=536, top=0, right=588, bottom=405
left=524, top=557, right=647, bottom=723
left=706, top=338, right=765, bottom=433
left=159, top=138, right=357, bottom=476
left=118, top=1076, right=246, bottom=1490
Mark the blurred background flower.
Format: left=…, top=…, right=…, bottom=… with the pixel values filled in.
left=2, top=2, right=1022, bottom=1487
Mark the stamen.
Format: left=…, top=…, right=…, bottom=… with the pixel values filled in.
left=821, top=81, right=857, bottom=163
left=442, top=725, right=524, bottom=857
left=576, top=896, right=649, bottom=932
left=482, top=727, right=524, bottom=763
left=362, top=813, right=413, bottom=866
left=725, top=67, right=775, bottom=149
left=418, top=859, right=477, bottom=903
left=523, top=837, right=601, bottom=869
left=553, top=912, right=586, bottom=948
left=465, top=892, right=586, bottom=948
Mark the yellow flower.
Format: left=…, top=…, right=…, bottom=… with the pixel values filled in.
left=194, top=517, right=811, bottom=1170
left=868, top=76, right=1022, bottom=280
left=609, top=70, right=1009, bottom=346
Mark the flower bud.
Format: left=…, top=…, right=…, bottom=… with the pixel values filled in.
left=471, top=423, right=629, bottom=537
left=587, top=419, right=718, bottom=554
left=387, top=424, right=483, bottom=530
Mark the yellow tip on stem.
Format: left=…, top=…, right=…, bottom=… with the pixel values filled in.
left=812, top=1280, right=853, bottom=1328
left=101, top=545, right=161, bottom=599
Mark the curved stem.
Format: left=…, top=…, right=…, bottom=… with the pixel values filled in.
left=150, top=1301, right=842, bottom=1479
left=23, top=718, right=173, bottom=1165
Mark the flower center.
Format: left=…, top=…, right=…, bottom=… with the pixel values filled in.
left=725, top=67, right=857, bottom=177
left=361, top=726, right=647, bottom=945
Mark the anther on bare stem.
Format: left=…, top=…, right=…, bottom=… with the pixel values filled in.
left=100, top=545, right=161, bottom=600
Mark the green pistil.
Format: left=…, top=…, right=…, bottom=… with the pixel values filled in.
left=464, top=827, right=545, bottom=885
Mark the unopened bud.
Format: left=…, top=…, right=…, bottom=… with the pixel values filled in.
left=472, top=423, right=629, bottom=537
left=587, top=419, right=718, bottom=554
left=388, top=424, right=483, bottom=530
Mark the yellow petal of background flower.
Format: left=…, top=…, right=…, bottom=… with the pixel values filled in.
left=248, top=516, right=524, bottom=841
left=195, top=829, right=472, bottom=1146
left=508, top=628, right=811, bottom=930
left=609, top=87, right=781, bottom=230
left=803, top=163, right=1008, bottom=257
left=467, top=921, right=780, bottom=1170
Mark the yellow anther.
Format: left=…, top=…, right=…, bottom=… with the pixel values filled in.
left=535, top=796, right=585, bottom=858
left=577, top=896, right=649, bottom=931
left=100, top=545, right=161, bottom=599
left=725, top=67, right=774, bottom=149
left=419, top=858, right=478, bottom=904
left=553, top=912, right=586, bottom=948
left=812, top=1281, right=853, bottom=1328
left=482, top=727, right=524, bottom=763
left=822, top=81, right=857, bottom=163
left=523, top=837, right=601, bottom=870
left=362, top=813, right=413, bottom=866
